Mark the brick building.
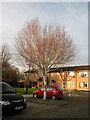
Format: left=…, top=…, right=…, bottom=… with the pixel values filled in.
left=24, top=65, right=90, bottom=91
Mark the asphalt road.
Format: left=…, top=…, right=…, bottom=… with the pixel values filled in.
left=2, top=92, right=89, bottom=119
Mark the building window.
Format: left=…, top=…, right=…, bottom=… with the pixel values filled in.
left=79, top=82, right=88, bottom=88
left=79, top=82, right=83, bottom=88
left=51, top=73, right=54, bottom=76
left=67, top=81, right=70, bottom=88
left=57, top=72, right=59, bottom=75
left=79, top=71, right=87, bottom=77
left=62, top=81, right=66, bottom=89
left=71, top=82, right=74, bottom=88
left=70, top=72, right=74, bottom=77
left=67, top=81, right=74, bottom=88
left=84, top=82, right=88, bottom=88
left=62, top=72, right=64, bottom=75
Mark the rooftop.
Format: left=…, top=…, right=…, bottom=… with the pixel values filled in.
left=49, top=65, right=90, bottom=73
left=25, top=65, right=90, bottom=73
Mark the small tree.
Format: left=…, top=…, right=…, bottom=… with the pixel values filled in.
left=0, top=44, right=19, bottom=85
left=0, top=44, right=11, bottom=80
left=0, top=44, right=11, bottom=69
left=16, top=18, right=76, bottom=99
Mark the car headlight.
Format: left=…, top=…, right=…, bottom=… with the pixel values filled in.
left=24, top=99, right=26, bottom=103
left=0, top=101, right=10, bottom=105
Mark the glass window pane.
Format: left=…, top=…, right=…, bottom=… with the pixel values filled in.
left=56, top=86, right=61, bottom=90
left=70, top=72, right=74, bottom=76
left=79, top=71, right=87, bottom=77
left=84, top=82, right=88, bottom=88
left=68, top=81, right=70, bottom=88
left=79, top=82, right=84, bottom=88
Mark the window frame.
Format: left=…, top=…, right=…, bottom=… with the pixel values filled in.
left=69, top=71, right=74, bottom=77
left=57, top=72, right=59, bottom=75
left=79, top=82, right=84, bottom=88
left=70, top=81, right=74, bottom=88
left=79, top=82, right=88, bottom=88
left=79, top=71, right=87, bottom=78
left=67, top=81, right=74, bottom=88
left=83, top=82, right=88, bottom=88
left=67, top=81, right=70, bottom=88
left=51, top=73, right=54, bottom=76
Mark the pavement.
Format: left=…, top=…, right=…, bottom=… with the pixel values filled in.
left=23, top=94, right=69, bottom=106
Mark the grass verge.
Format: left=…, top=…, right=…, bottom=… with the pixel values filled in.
left=14, top=87, right=39, bottom=94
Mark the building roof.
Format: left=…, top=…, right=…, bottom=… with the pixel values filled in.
left=25, top=65, right=90, bottom=74
left=24, top=69, right=38, bottom=73
left=48, top=65, right=90, bottom=73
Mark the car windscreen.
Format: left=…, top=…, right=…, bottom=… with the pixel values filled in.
left=2, top=83, right=16, bottom=94
left=56, top=86, right=61, bottom=91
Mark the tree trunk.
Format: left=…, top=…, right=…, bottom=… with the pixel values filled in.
left=43, top=66, right=47, bottom=100
left=26, top=86, right=28, bottom=94
left=25, top=77, right=29, bottom=94
left=43, top=75, right=47, bottom=100
left=64, top=80, right=67, bottom=90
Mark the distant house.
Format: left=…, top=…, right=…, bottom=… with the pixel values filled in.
left=24, top=65, right=90, bottom=91
left=24, top=69, right=42, bottom=88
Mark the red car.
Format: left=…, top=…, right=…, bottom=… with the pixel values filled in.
left=33, top=85, right=63, bottom=100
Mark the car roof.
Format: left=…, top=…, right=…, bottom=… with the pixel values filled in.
left=0, top=82, right=10, bottom=86
left=0, top=82, right=7, bottom=84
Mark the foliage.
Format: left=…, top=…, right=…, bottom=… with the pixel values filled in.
left=0, top=44, right=21, bottom=86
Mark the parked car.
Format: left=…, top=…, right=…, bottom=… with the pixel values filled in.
left=33, top=85, right=63, bottom=100
left=0, top=82, right=27, bottom=114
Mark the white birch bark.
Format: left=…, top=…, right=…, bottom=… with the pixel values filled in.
left=43, top=66, right=47, bottom=100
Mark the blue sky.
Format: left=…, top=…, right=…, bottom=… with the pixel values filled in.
left=1, top=2, right=88, bottom=70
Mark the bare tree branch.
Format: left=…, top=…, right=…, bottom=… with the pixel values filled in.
left=15, top=18, right=77, bottom=96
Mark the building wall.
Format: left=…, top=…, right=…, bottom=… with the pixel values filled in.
left=47, top=71, right=77, bottom=90
left=24, top=69, right=90, bottom=91
left=88, top=70, right=90, bottom=91
left=48, top=70, right=89, bottom=91
left=47, top=73, right=62, bottom=88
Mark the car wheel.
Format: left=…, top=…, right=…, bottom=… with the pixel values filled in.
left=52, top=95, right=56, bottom=100
left=34, top=94, right=37, bottom=98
